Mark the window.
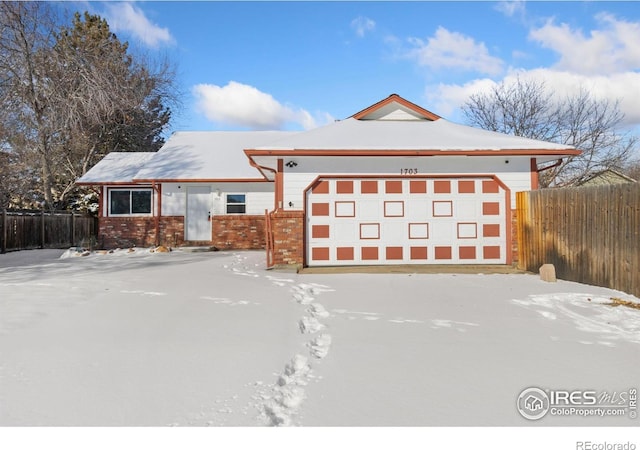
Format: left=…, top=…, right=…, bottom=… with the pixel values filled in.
left=109, top=189, right=152, bottom=216
left=226, top=194, right=246, bottom=214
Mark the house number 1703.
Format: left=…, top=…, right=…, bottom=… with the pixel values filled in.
left=401, top=168, right=418, bottom=175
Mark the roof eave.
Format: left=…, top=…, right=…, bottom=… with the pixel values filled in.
left=244, top=148, right=581, bottom=157
left=350, top=94, right=442, bottom=121
left=131, top=177, right=271, bottom=183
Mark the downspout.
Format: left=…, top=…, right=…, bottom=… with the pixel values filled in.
left=537, top=159, right=563, bottom=173
left=247, top=156, right=280, bottom=211
left=534, top=159, right=563, bottom=188
left=247, top=156, right=280, bottom=267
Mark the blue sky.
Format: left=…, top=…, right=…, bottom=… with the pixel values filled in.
left=76, top=1, right=640, bottom=134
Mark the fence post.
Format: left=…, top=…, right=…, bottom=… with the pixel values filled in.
left=1, top=209, right=6, bottom=254
left=70, top=211, right=76, bottom=247
left=40, top=210, right=46, bottom=249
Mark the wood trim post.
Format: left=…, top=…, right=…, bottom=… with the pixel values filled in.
left=530, top=158, right=539, bottom=190
left=153, top=182, right=161, bottom=247
left=275, top=159, right=284, bottom=210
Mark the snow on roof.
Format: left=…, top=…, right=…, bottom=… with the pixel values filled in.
left=253, top=117, right=576, bottom=152
left=133, top=131, right=297, bottom=181
left=77, top=152, right=156, bottom=184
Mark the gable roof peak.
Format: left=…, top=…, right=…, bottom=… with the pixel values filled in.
left=351, top=93, right=441, bottom=121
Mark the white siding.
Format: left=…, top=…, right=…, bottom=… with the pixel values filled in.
left=162, top=183, right=186, bottom=216
left=283, top=156, right=533, bottom=210
left=160, top=182, right=274, bottom=217
left=246, top=192, right=274, bottom=214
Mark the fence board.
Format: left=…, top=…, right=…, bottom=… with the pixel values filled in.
left=0, top=209, right=98, bottom=253
left=516, top=183, right=640, bottom=298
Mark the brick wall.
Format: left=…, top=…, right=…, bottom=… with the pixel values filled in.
left=270, top=210, right=304, bottom=266
left=160, top=217, right=185, bottom=247
left=99, top=215, right=267, bottom=250
left=99, top=216, right=184, bottom=248
left=212, top=215, right=266, bottom=250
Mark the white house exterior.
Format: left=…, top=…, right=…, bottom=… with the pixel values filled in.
left=78, top=94, right=580, bottom=267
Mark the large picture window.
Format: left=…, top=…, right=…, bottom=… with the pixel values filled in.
left=226, top=194, right=246, bottom=214
left=109, top=189, right=153, bottom=216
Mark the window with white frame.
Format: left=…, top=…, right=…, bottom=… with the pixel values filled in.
left=108, top=188, right=153, bottom=216
left=226, top=194, right=246, bottom=214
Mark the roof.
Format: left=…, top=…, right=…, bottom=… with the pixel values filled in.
left=576, top=169, right=637, bottom=186
left=249, top=117, right=578, bottom=152
left=77, top=152, right=156, bottom=184
left=351, top=93, right=441, bottom=121
left=77, top=94, right=581, bottom=186
left=132, top=131, right=296, bottom=181
left=78, top=131, right=297, bottom=184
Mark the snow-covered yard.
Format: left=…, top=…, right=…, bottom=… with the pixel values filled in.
left=0, top=248, right=639, bottom=427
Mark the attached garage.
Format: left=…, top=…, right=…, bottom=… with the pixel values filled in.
left=246, top=94, right=580, bottom=268
left=305, top=176, right=509, bottom=266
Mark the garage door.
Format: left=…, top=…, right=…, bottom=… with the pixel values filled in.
left=305, top=176, right=509, bottom=266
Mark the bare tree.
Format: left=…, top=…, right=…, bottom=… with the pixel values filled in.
left=0, top=2, right=59, bottom=207
left=623, top=160, right=640, bottom=182
left=49, top=12, right=174, bottom=206
left=0, top=5, right=176, bottom=209
left=462, top=76, right=637, bottom=187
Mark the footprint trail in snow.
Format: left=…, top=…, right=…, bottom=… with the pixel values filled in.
left=259, top=281, right=335, bottom=426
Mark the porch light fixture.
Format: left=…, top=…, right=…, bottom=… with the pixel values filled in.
left=285, top=160, right=298, bottom=168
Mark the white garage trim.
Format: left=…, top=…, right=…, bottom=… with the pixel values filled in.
left=304, top=175, right=511, bottom=266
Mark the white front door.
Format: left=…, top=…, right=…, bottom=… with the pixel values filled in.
left=186, top=186, right=212, bottom=241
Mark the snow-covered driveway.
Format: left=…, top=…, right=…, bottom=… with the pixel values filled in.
left=0, top=249, right=638, bottom=426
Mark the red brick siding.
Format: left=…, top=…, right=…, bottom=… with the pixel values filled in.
left=270, top=210, right=304, bottom=266
left=99, top=215, right=266, bottom=250
left=160, top=217, right=185, bottom=247
left=99, top=216, right=184, bottom=249
left=211, top=215, right=266, bottom=250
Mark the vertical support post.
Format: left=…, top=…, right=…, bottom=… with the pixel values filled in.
left=153, top=182, right=161, bottom=247
left=40, top=210, right=46, bottom=249
left=71, top=211, right=76, bottom=247
left=1, top=209, right=6, bottom=254
left=275, top=159, right=284, bottom=211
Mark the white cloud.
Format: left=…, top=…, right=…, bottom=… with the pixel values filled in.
left=529, top=13, right=640, bottom=75
left=105, top=2, right=174, bottom=48
left=351, top=16, right=376, bottom=38
left=404, top=27, right=504, bottom=76
left=494, top=1, right=526, bottom=18
left=428, top=69, right=640, bottom=127
left=193, top=81, right=331, bottom=130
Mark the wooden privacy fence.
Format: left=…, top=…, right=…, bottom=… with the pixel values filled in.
left=516, top=183, right=640, bottom=297
left=0, top=209, right=98, bottom=253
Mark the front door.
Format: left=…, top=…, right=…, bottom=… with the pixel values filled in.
left=186, top=186, right=212, bottom=241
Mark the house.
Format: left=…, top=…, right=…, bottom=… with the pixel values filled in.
left=524, top=395, right=544, bottom=412
left=575, top=169, right=636, bottom=187
left=77, top=94, right=580, bottom=267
